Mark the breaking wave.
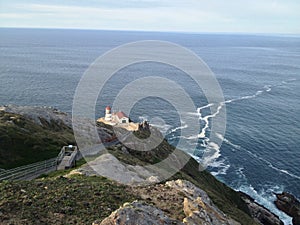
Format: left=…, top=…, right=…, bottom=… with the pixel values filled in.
left=235, top=167, right=293, bottom=225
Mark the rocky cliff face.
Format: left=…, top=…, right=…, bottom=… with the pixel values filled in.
left=239, top=192, right=283, bottom=225
left=0, top=105, right=72, bottom=128
left=275, top=192, right=300, bottom=225
left=166, top=179, right=240, bottom=225
left=93, top=179, right=240, bottom=225
left=94, top=201, right=183, bottom=225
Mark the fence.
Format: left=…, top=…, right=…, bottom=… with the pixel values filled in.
left=0, top=157, right=58, bottom=181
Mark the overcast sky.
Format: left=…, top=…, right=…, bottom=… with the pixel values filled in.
left=0, top=0, right=299, bottom=34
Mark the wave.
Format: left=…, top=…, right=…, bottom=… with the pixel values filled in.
left=138, top=116, right=148, bottom=121
left=198, top=103, right=223, bottom=138
left=200, top=141, right=222, bottom=167
left=238, top=184, right=292, bottom=225
left=167, top=78, right=298, bottom=180
left=169, top=123, right=188, bottom=134
left=220, top=135, right=300, bottom=181
left=216, top=133, right=241, bottom=151
left=233, top=167, right=293, bottom=225
left=209, top=159, right=230, bottom=176
left=150, top=122, right=172, bottom=134
left=195, top=78, right=297, bottom=164
left=243, top=148, right=300, bottom=181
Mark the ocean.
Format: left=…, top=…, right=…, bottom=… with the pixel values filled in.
left=1, top=28, right=299, bottom=224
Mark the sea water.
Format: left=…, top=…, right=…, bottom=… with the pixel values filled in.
left=1, top=28, right=299, bottom=224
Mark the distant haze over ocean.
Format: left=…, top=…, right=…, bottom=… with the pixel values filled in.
left=1, top=28, right=299, bottom=224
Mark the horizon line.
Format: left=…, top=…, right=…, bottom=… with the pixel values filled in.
left=1, top=26, right=300, bottom=37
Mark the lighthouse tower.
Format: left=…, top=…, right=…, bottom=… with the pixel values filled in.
left=104, top=106, right=112, bottom=121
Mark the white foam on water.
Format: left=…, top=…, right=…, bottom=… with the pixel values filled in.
left=278, top=169, right=300, bottom=180
left=201, top=141, right=222, bottom=167
left=185, top=134, right=199, bottom=140
left=196, top=79, right=296, bottom=168
left=238, top=184, right=293, bottom=225
left=169, top=123, right=188, bottom=134
left=264, top=85, right=272, bottom=92
left=221, top=136, right=242, bottom=150
left=198, top=103, right=224, bottom=139
left=138, top=115, right=149, bottom=121
left=187, top=79, right=298, bottom=224
left=197, top=103, right=214, bottom=111
left=242, top=147, right=300, bottom=181
left=150, top=122, right=172, bottom=134
left=209, top=159, right=231, bottom=176
left=228, top=139, right=300, bottom=181
left=186, top=111, right=200, bottom=116
left=266, top=162, right=300, bottom=180
left=197, top=82, right=274, bottom=142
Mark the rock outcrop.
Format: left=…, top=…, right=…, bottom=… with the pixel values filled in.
left=94, top=201, right=183, bottom=225
left=239, top=192, right=284, bottom=225
left=0, top=105, right=72, bottom=128
left=97, top=179, right=240, bottom=225
left=166, top=180, right=240, bottom=225
left=275, top=192, right=300, bottom=225
left=72, top=153, right=159, bottom=185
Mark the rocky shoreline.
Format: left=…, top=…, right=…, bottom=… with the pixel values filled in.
left=275, top=192, right=300, bottom=225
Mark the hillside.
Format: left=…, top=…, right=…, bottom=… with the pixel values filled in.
left=0, top=105, right=284, bottom=225
left=0, top=105, right=75, bottom=169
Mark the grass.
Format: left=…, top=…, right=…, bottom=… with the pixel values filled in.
left=0, top=117, right=259, bottom=224
left=0, top=111, right=75, bottom=169
left=0, top=175, right=137, bottom=224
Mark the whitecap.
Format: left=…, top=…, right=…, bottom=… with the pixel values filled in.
left=169, top=124, right=188, bottom=134
left=201, top=141, right=221, bottom=166
left=209, top=158, right=231, bottom=176
left=264, top=85, right=272, bottom=92
left=222, top=137, right=241, bottom=150
left=211, top=163, right=230, bottom=176
left=150, top=123, right=172, bottom=134
left=237, top=184, right=293, bottom=225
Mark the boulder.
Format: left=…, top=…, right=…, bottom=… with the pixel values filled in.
left=166, top=179, right=240, bottom=225
left=275, top=192, right=300, bottom=225
left=239, top=192, right=283, bottom=225
left=98, top=201, right=183, bottom=225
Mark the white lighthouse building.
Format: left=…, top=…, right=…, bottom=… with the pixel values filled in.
left=104, top=106, right=112, bottom=121
left=97, top=105, right=138, bottom=131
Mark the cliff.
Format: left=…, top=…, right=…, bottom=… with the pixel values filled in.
left=0, top=105, right=285, bottom=225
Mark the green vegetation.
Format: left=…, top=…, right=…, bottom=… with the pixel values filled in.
left=0, top=175, right=137, bottom=224
left=0, top=111, right=75, bottom=169
left=0, top=114, right=259, bottom=224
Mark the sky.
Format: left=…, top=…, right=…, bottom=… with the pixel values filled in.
left=0, top=0, right=300, bottom=34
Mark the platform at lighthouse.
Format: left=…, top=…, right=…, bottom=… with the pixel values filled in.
left=96, top=106, right=139, bottom=131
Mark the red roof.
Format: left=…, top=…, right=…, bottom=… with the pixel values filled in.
left=115, top=111, right=128, bottom=119
left=106, top=106, right=111, bottom=110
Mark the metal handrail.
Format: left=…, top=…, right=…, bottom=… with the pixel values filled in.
left=0, top=146, right=80, bottom=181
left=0, top=157, right=57, bottom=181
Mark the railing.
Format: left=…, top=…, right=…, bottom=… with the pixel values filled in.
left=0, top=157, right=58, bottom=181
left=0, top=146, right=82, bottom=181
left=57, top=148, right=65, bottom=164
